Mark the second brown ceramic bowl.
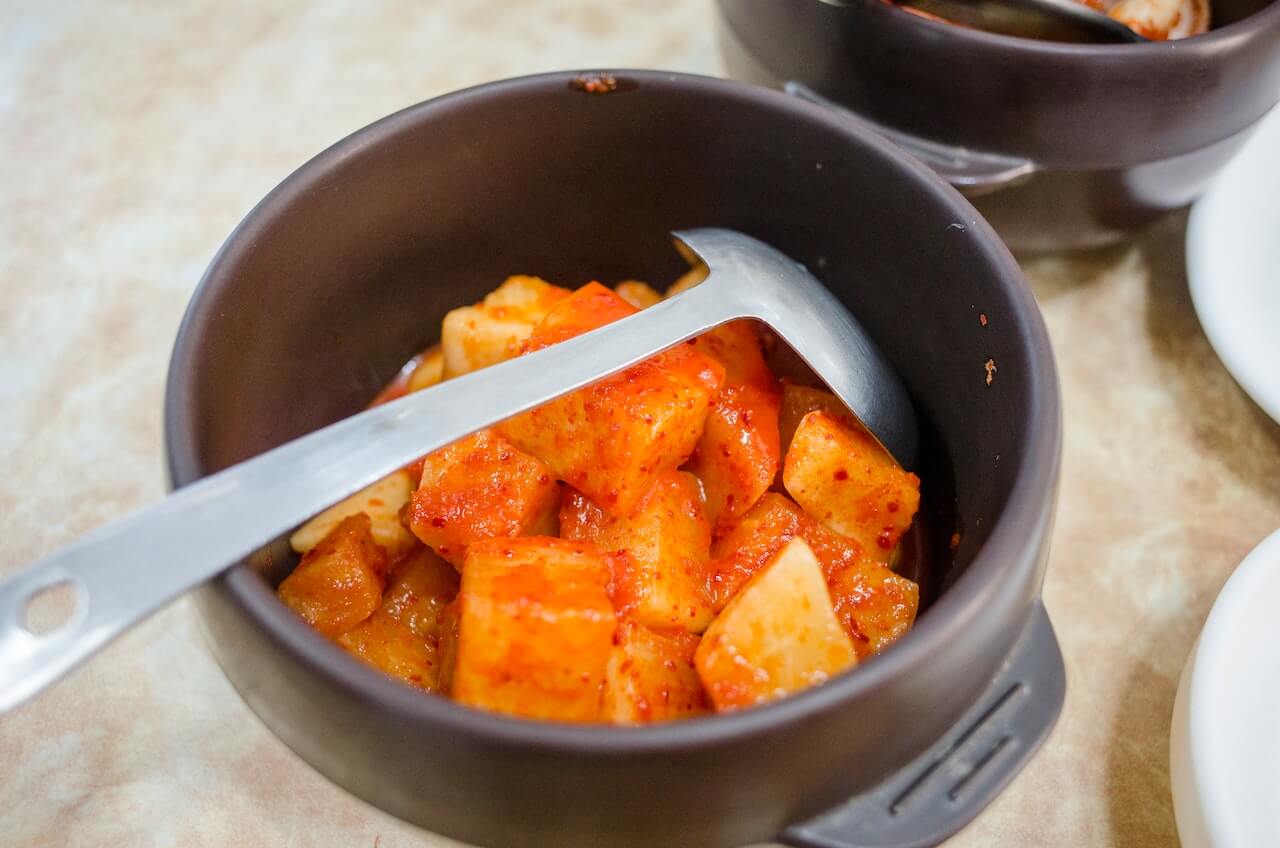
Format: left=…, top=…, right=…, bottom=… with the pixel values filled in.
left=719, top=0, right=1280, bottom=252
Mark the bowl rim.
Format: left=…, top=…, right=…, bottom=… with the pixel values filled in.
left=164, top=69, right=1062, bottom=755
left=863, top=0, right=1280, bottom=55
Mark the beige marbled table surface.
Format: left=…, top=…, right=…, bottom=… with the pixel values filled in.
left=3, top=2, right=1279, bottom=846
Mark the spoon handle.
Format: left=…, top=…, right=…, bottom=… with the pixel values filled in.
left=0, top=283, right=742, bottom=713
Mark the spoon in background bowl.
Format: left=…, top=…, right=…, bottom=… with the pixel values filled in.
left=0, top=228, right=918, bottom=713
left=909, top=0, right=1149, bottom=40
left=822, top=0, right=1148, bottom=41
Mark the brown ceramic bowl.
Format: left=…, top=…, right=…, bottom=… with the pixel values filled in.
left=163, top=71, right=1063, bottom=848
left=718, top=0, right=1280, bottom=251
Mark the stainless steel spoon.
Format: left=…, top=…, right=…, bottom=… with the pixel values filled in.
left=0, top=228, right=917, bottom=713
left=826, top=0, right=1147, bottom=42
left=910, top=0, right=1147, bottom=41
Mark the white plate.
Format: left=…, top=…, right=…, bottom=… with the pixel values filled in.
left=1170, top=528, right=1280, bottom=848
left=1186, top=104, right=1280, bottom=425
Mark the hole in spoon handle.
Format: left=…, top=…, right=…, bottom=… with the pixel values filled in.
left=20, top=577, right=86, bottom=636
left=0, top=566, right=99, bottom=712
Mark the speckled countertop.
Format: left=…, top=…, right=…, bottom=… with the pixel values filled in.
left=3, top=2, right=1279, bottom=846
